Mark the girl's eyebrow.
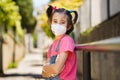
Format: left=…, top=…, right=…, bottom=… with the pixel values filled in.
left=53, top=19, right=57, bottom=20
left=61, top=19, right=65, bottom=21
left=60, top=20, right=65, bottom=22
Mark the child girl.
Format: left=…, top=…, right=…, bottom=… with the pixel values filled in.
left=42, top=5, right=78, bottom=80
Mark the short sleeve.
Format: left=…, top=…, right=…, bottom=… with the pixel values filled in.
left=59, top=36, right=75, bottom=53
left=47, top=45, right=52, bottom=58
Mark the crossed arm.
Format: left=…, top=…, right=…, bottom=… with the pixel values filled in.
left=42, top=51, right=68, bottom=78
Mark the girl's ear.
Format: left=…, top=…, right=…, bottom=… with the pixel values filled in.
left=67, top=25, right=72, bottom=31
left=66, top=24, right=74, bottom=34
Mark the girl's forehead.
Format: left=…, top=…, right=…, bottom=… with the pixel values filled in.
left=52, top=12, right=68, bottom=20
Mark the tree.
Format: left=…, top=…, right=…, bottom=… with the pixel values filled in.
left=0, top=0, right=23, bottom=37
left=14, top=0, right=36, bottom=33
left=50, top=0, right=57, bottom=2
left=50, top=0, right=84, bottom=10
left=0, top=0, right=23, bottom=74
left=0, top=0, right=21, bottom=27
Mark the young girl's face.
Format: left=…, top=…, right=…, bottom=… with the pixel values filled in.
left=52, top=12, right=68, bottom=28
left=51, top=12, right=70, bottom=36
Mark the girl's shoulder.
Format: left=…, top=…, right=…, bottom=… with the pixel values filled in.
left=51, top=34, right=75, bottom=46
left=62, top=34, right=74, bottom=42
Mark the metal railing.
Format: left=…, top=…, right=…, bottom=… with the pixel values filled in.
left=75, top=37, right=120, bottom=80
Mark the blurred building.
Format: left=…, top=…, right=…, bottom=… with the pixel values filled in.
left=75, top=0, right=120, bottom=80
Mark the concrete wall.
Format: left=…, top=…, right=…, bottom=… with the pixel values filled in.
left=79, top=0, right=108, bottom=32
left=110, top=0, right=120, bottom=16
left=79, top=0, right=120, bottom=32
left=79, top=0, right=91, bottom=32
left=2, top=34, right=25, bottom=72
left=76, top=0, right=120, bottom=80
left=2, top=34, right=14, bottom=71
left=15, top=44, right=25, bottom=62
left=91, top=0, right=108, bottom=27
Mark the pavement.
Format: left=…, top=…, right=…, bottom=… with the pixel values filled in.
left=0, top=49, right=46, bottom=80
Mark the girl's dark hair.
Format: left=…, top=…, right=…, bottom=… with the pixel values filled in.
left=46, top=5, right=78, bottom=34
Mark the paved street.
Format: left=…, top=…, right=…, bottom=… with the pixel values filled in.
left=0, top=49, right=45, bottom=80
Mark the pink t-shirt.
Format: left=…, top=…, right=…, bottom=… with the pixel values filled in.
left=48, top=34, right=77, bottom=80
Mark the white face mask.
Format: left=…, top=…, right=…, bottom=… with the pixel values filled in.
left=51, top=24, right=67, bottom=36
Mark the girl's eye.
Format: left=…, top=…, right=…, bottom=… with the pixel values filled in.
left=53, top=21, right=57, bottom=23
left=61, top=22, right=65, bottom=24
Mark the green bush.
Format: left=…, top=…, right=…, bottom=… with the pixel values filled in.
left=8, top=62, right=18, bottom=68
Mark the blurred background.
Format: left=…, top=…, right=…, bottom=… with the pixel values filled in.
left=0, top=0, right=120, bottom=80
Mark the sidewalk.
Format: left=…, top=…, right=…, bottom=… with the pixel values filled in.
left=0, top=49, right=45, bottom=80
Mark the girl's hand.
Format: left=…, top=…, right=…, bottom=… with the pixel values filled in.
left=42, top=51, right=68, bottom=78
left=42, top=64, right=57, bottom=78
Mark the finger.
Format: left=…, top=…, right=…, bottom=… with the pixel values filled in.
left=42, top=69, right=45, bottom=72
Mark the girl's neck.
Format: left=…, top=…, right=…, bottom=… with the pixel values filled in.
left=55, top=34, right=66, bottom=40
